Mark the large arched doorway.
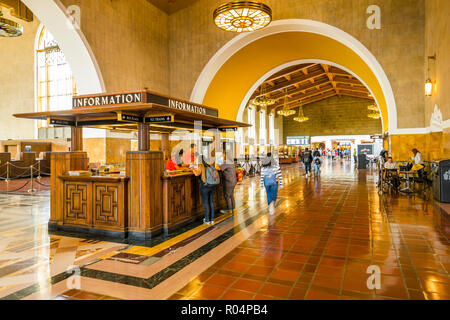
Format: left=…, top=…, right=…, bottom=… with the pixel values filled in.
left=23, top=0, right=105, bottom=94
left=191, top=19, right=397, bottom=133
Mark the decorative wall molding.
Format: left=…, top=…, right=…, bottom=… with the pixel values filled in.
left=430, top=104, right=444, bottom=132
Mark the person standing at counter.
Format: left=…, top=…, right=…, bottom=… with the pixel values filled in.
left=184, top=143, right=197, bottom=165
left=217, top=153, right=238, bottom=214
left=165, top=150, right=180, bottom=171
left=193, top=155, right=220, bottom=225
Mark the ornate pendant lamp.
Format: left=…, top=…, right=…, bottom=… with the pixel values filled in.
left=251, top=83, right=275, bottom=108
left=277, top=89, right=296, bottom=117
left=293, top=100, right=309, bottom=123
left=367, top=104, right=381, bottom=119
left=213, top=1, right=272, bottom=33
left=0, top=9, right=23, bottom=37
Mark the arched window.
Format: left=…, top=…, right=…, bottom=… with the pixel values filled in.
left=36, top=27, right=76, bottom=127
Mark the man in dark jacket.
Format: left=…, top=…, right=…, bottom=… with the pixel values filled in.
left=218, top=152, right=238, bottom=214
left=302, top=148, right=313, bottom=178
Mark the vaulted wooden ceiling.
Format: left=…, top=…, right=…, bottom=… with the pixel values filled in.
left=145, top=0, right=199, bottom=14
left=250, top=63, right=375, bottom=114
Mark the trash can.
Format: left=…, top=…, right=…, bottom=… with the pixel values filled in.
left=433, top=159, right=450, bottom=203
left=357, top=154, right=367, bottom=169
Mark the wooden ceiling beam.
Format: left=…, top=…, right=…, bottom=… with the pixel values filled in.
left=337, top=90, right=374, bottom=100
left=252, top=69, right=327, bottom=99
left=266, top=63, right=317, bottom=82
left=270, top=86, right=336, bottom=112
left=321, top=64, right=339, bottom=97
left=272, top=91, right=338, bottom=114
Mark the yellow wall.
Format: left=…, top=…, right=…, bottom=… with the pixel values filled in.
left=390, top=132, right=447, bottom=162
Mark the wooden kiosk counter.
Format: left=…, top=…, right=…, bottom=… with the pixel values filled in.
left=14, top=90, right=250, bottom=239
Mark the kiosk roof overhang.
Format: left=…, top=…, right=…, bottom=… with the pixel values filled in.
left=13, top=91, right=251, bottom=132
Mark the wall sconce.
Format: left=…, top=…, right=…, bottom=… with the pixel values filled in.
left=425, top=55, right=436, bottom=97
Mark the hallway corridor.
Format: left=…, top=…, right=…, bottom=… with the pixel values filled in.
left=0, top=160, right=448, bottom=300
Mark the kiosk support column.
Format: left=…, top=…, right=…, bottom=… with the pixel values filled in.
left=71, top=127, right=83, bottom=151
left=138, top=123, right=150, bottom=151
left=161, top=133, right=169, bottom=155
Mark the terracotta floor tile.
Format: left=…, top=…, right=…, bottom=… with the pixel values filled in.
left=253, top=294, right=279, bottom=300
left=231, top=279, right=263, bottom=293
left=305, top=290, right=340, bottom=300
left=271, top=269, right=301, bottom=281
left=220, top=289, right=255, bottom=300
left=259, top=283, right=291, bottom=299
left=205, top=274, right=237, bottom=288
left=191, top=285, right=227, bottom=300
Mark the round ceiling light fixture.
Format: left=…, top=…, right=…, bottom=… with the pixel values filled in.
left=213, top=1, right=272, bottom=33
left=0, top=10, right=23, bottom=37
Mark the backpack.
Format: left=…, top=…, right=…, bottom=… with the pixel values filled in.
left=222, top=165, right=237, bottom=185
left=205, top=166, right=220, bottom=186
left=263, top=168, right=278, bottom=187
left=303, top=152, right=312, bottom=163
left=314, top=158, right=321, bottom=165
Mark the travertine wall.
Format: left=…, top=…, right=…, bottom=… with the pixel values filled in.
left=60, top=0, right=169, bottom=94
left=424, top=0, right=449, bottom=124
left=282, top=96, right=382, bottom=140
left=168, top=0, right=426, bottom=129
left=390, top=0, right=450, bottom=161
left=0, top=9, right=40, bottom=139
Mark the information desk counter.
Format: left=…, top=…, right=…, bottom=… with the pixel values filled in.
left=162, top=171, right=226, bottom=233
left=57, top=174, right=129, bottom=237
left=54, top=171, right=226, bottom=238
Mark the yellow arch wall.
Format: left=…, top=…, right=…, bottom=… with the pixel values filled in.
left=203, top=32, right=388, bottom=131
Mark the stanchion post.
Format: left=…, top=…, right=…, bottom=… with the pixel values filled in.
left=28, top=165, right=36, bottom=193
left=6, top=162, right=9, bottom=182
left=37, top=160, right=41, bottom=180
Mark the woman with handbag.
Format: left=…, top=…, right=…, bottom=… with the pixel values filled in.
left=260, top=153, right=283, bottom=215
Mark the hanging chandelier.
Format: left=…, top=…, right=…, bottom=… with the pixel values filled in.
left=213, top=1, right=272, bottom=33
left=368, top=112, right=381, bottom=119
left=367, top=103, right=381, bottom=119
left=293, top=101, right=309, bottom=123
left=0, top=10, right=23, bottom=37
left=251, top=83, right=275, bottom=108
left=367, top=104, right=378, bottom=112
left=277, top=90, right=296, bottom=117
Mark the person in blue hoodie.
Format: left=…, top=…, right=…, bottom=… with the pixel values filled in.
left=312, top=154, right=322, bottom=177
left=260, top=153, right=283, bottom=215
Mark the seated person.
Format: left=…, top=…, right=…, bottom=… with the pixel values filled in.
left=384, top=156, right=400, bottom=190
left=165, top=150, right=184, bottom=172
left=384, top=156, right=397, bottom=170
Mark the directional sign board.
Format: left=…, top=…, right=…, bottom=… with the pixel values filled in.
left=49, top=118, right=76, bottom=126
left=145, top=115, right=174, bottom=123
left=117, top=113, right=143, bottom=123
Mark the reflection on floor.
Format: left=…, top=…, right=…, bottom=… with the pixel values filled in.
left=0, top=159, right=448, bottom=300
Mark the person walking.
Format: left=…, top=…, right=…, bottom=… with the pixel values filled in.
left=302, top=148, right=313, bottom=178
left=313, top=148, right=321, bottom=158
left=193, top=155, right=220, bottom=225
left=313, top=154, right=322, bottom=177
left=260, top=153, right=283, bottom=215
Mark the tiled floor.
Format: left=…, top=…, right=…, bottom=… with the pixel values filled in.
left=0, top=159, right=448, bottom=300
